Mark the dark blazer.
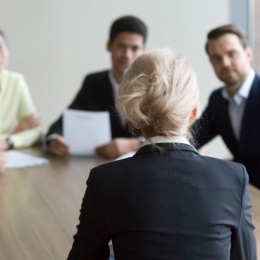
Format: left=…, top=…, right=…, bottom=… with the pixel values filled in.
left=46, top=70, right=131, bottom=139
left=194, top=73, right=260, bottom=188
left=68, top=143, right=256, bottom=260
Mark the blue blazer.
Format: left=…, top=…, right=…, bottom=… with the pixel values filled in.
left=194, top=74, right=260, bottom=188
left=68, top=143, right=256, bottom=259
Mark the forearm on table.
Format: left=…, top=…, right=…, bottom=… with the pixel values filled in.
left=9, top=127, right=42, bottom=148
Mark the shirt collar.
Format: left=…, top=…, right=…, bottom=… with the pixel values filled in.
left=142, top=136, right=192, bottom=147
left=222, top=69, right=255, bottom=105
left=108, top=70, right=120, bottom=97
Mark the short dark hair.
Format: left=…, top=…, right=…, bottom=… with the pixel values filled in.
left=205, top=24, right=248, bottom=54
left=109, top=15, right=148, bottom=44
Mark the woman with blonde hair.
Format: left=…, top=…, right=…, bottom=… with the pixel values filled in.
left=68, top=49, right=256, bottom=260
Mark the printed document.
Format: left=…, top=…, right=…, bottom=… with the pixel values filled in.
left=63, top=109, right=111, bottom=156
left=6, top=151, right=49, bottom=168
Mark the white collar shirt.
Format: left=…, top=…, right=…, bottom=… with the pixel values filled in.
left=108, top=70, right=127, bottom=126
left=142, top=136, right=195, bottom=149
left=222, top=69, right=255, bottom=140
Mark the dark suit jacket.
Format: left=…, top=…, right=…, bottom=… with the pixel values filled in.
left=194, top=74, right=260, bottom=188
left=68, top=143, right=256, bottom=260
left=46, top=70, right=131, bottom=139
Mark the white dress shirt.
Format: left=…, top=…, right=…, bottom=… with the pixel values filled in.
left=222, top=69, right=255, bottom=140
left=108, top=70, right=127, bottom=126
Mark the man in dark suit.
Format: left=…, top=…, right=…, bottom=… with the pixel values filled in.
left=46, top=16, right=147, bottom=158
left=194, top=24, right=260, bottom=188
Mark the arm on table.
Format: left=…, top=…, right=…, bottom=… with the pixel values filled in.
left=47, top=135, right=70, bottom=156
left=96, top=137, right=142, bottom=159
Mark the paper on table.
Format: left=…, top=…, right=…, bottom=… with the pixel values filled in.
left=63, top=109, right=111, bottom=156
left=6, top=151, right=49, bottom=168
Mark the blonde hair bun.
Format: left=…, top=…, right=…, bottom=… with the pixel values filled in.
left=116, top=48, right=199, bottom=139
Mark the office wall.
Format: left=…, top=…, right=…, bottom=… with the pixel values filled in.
left=0, top=0, right=230, bottom=157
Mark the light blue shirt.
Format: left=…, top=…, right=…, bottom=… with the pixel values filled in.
left=222, top=69, right=255, bottom=140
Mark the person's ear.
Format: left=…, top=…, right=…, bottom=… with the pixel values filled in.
left=245, top=47, right=253, bottom=63
left=189, top=106, right=198, bottom=123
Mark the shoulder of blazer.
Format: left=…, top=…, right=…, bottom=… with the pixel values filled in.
left=84, top=70, right=110, bottom=86
left=249, top=73, right=260, bottom=95
left=208, top=86, right=225, bottom=103
left=81, top=70, right=113, bottom=95
left=242, top=73, right=260, bottom=113
left=90, top=143, right=246, bottom=188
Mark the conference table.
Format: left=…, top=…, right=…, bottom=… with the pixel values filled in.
left=0, top=147, right=259, bottom=260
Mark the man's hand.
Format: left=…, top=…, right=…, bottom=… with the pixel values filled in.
left=48, top=136, right=70, bottom=156
left=13, top=114, right=39, bottom=134
left=0, top=151, right=7, bottom=173
left=95, top=138, right=142, bottom=159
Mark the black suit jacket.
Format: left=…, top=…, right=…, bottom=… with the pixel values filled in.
left=68, top=143, right=256, bottom=260
left=194, top=74, right=260, bottom=188
left=46, top=70, right=131, bottom=139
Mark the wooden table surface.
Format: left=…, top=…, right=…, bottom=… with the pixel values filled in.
left=0, top=148, right=259, bottom=260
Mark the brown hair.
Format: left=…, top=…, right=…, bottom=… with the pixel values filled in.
left=205, top=24, right=248, bottom=54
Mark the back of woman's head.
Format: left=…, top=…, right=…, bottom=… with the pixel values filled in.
left=116, top=49, right=199, bottom=139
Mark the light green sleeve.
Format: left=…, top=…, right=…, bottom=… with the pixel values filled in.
left=3, top=72, right=42, bottom=148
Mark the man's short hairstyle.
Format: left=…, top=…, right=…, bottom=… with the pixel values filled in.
left=109, top=15, right=148, bottom=44
left=205, top=24, right=248, bottom=54
left=116, top=49, right=199, bottom=140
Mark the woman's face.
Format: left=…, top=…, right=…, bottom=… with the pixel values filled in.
left=0, top=35, right=9, bottom=72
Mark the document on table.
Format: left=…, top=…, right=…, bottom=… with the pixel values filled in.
left=6, top=151, right=49, bottom=168
left=63, top=109, right=111, bottom=156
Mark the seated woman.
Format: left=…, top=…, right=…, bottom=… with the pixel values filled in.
left=68, top=49, right=256, bottom=259
left=0, top=29, right=41, bottom=150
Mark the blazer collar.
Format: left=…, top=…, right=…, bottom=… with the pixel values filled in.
left=134, top=142, right=198, bottom=157
left=142, top=136, right=191, bottom=146
left=240, top=73, right=260, bottom=140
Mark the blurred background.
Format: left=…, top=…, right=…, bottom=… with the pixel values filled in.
left=0, top=0, right=256, bottom=158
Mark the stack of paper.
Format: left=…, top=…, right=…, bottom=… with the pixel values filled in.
left=6, top=151, right=49, bottom=168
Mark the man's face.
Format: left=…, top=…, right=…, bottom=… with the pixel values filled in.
left=207, top=33, right=252, bottom=87
left=107, top=32, right=145, bottom=77
left=0, top=35, right=9, bottom=72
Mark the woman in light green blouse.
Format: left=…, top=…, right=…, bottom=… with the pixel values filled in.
left=0, top=29, right=41, bottom=150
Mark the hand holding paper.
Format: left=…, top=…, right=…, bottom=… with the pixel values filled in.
left=63, top=109, right=111, bottom=156
left=96, top=138, right=140, bottom=159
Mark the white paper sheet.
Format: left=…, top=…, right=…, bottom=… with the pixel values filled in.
left=6, top=151, right=49, bottom=168
left=63, top=109, right=111, bottom=156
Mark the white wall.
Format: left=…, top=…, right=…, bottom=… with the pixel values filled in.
left=0, top=0, right=231, bottom=158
